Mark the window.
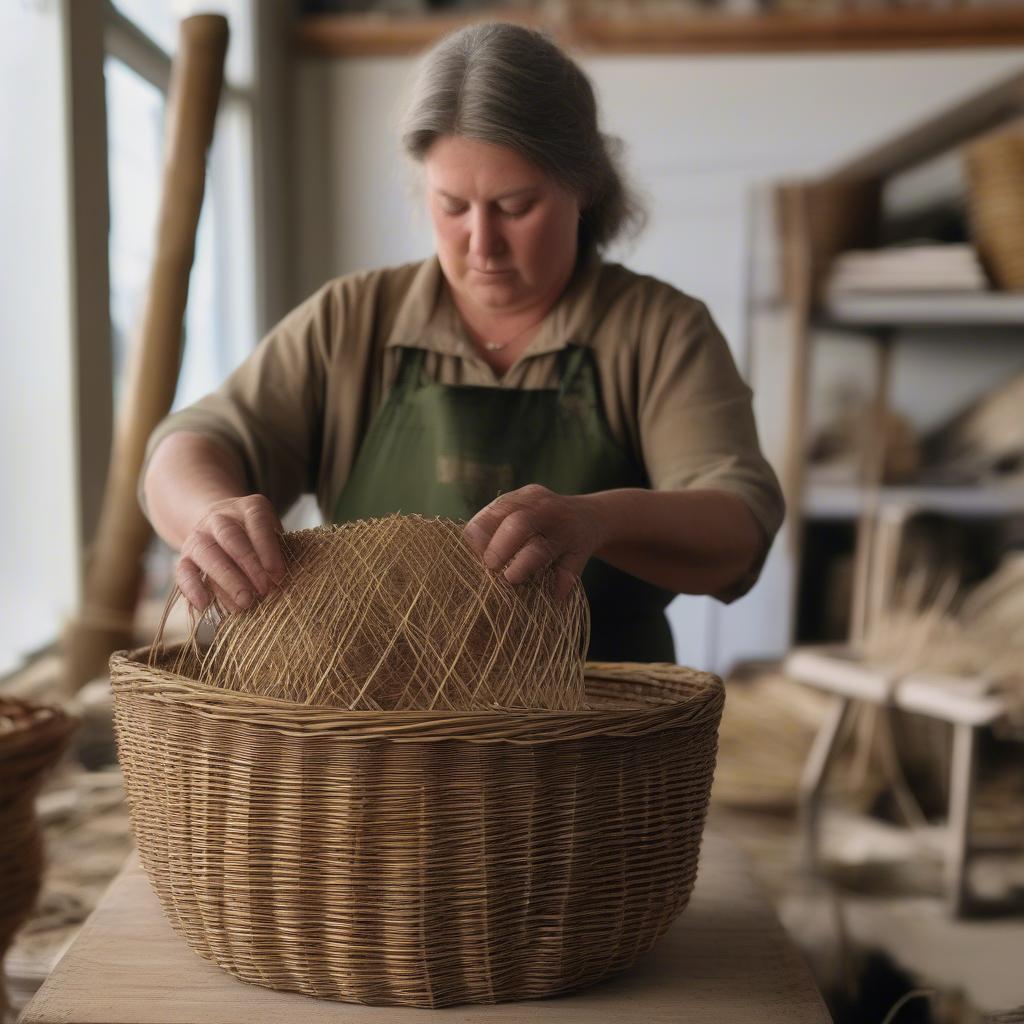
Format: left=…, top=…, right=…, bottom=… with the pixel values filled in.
left=0, top=4, right=79, bottom=674
left=105, top=1, right=259, bottom=598
left=105, top=56, right=164, bottom=411
left=0, top=1, right=260, bottom=675
left=106, top=1, right=257, bottom=416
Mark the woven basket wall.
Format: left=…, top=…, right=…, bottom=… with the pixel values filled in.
left=110, top=646, right=723, bottom=1009
left=0, top=701, right=75, bottom=977
left=965, top=122, right=1024, bottom=290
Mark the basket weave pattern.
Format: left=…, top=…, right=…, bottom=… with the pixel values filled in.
left=111, top=648, right=723, bottom=1008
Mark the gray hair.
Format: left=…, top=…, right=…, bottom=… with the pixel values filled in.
left=400, top=22, right=645, bottom=253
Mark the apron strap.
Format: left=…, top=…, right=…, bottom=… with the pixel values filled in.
left=393, top=346, right=427, bottom=398
left=557, top=344, right=593, bottom=402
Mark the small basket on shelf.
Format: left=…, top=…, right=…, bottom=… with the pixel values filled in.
left=965, top=120, right=1024, bottom=291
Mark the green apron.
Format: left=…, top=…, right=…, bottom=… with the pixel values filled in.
left=332, top=344, right=675, bottom=662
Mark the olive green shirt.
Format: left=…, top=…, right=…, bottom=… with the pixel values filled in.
left=143, top=253, right=784, bottom=600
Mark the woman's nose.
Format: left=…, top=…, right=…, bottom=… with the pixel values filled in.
left=468, top=208, right=504, bottom=260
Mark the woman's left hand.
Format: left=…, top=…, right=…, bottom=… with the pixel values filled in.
left=462, top=484, right=609, bottom=600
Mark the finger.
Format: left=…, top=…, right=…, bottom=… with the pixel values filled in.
left=462, top=498, right=511, bottom=555
left=187, top=536, right=255, bottom=611
left=210, top=579, right=243, bottom=616
left=210, top=517, right=275, bottom=597
left=176, top=556, right=212, bottom=612
left=245, top=504, right=286, bottom=581
left=482, top=509, right=540, bottom=572
left=552, top=548, right=589, bottom=601
left=553, top=567, right=577, bottom=602
left=503, top=534, right=560, bottom=585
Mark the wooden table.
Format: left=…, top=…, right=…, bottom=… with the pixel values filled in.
left=21, top=833, right=831, bottom=1023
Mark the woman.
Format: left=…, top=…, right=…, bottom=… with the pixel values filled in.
left=142, top=22, right=783, bottom=662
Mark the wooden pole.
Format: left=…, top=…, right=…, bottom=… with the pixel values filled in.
left=63, top=15, right=229, bottom=691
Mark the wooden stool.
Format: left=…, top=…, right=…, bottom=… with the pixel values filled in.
left=786, top=644, right=1012, bottom=916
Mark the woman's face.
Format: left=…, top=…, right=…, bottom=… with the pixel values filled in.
left=423, top=135, right=581, bottom=318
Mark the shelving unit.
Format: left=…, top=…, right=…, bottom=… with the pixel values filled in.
left=295, top=7, right=1024, bottom=57
left=775, top=68, right=1024, bottom=641
left=805, top=287, right=1024, bottom=528
left=772, top=70, right=1024, bottom=916
left=803, top=481, right=1024, bottom=522
left=819, top=291, right=1024, bottom=331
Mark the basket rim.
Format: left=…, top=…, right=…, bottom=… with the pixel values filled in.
left=0, top=699, right=75, bottom=744
left=109, top=645, right=724, bottom=745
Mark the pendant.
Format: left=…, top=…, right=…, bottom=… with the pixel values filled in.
left=484, top=342, right=506, bottom=352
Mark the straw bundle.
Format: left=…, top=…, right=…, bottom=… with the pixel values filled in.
left=0, top=700, right=74, bottom=1011
left=864, top=553, right=1024, bottom=731
left=712, top=668, right=832, bottom=811
left=965, top=121, right=1024, bottom=290
left=159, top=515, right=589, bottom=711
left=921, top=370, right=1024, bottom=484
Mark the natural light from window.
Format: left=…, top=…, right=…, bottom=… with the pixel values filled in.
left=105, top=57, right=164, bottom=413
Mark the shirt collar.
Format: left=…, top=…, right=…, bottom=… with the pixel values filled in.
left=383, top=250, right=605, bottom=358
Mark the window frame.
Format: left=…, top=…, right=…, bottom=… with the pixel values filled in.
left=64, top=0, right=280, bottom=556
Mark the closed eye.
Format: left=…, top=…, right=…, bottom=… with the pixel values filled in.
left=499, top=203, right=533, bottom=218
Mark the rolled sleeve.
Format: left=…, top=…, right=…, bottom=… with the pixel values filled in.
left=637, top=300, right=785, bottom=601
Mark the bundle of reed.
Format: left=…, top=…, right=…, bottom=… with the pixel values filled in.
left=809, top=388, right=920, bottom=485
left=157, top=515, right=590, bottom=711
left=712, top=668, right=831, bottom=811
left=0, top=700, right=74, bottom=1014
left=864, top=553, right=1024, bottom=731
left=921, top=370, right=1024, bottom=484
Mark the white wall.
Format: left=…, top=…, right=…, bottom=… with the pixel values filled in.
left=0, top=3, right=80, bottom=673
left=291, top=45, right=1024, bottom=673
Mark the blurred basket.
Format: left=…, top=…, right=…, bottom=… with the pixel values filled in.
left=965, top=122, right=1024, bottom=290
left=0, top=700, right=75, bottom=969
left=110, top=645, right=723, bottom=1008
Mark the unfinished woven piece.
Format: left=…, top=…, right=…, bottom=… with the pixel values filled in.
left=158, top=515, right=589, bottom=711
left=0, top=700, right=75, bottom=1013
left=110, top=649, right=724, bottom=1008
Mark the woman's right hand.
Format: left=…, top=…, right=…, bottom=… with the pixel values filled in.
left=176, top=495, right=287, bottom=614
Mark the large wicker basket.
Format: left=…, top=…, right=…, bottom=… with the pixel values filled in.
left=110, top=646, right=723, bottom=1009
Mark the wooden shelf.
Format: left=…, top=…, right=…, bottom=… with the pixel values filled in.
left=803, top=481, right=1024, bottom=520
left=296, top=8, right=1024, bottom=58
left=817, top=291, right=1024, bottom=331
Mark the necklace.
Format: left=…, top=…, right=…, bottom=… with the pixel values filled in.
left=478, top=319, right=542, bottom=353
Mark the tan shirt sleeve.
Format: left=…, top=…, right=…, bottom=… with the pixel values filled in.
left=139, top=281, right=337, bottom=518
left=635, top=295, right=785, bottom=602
